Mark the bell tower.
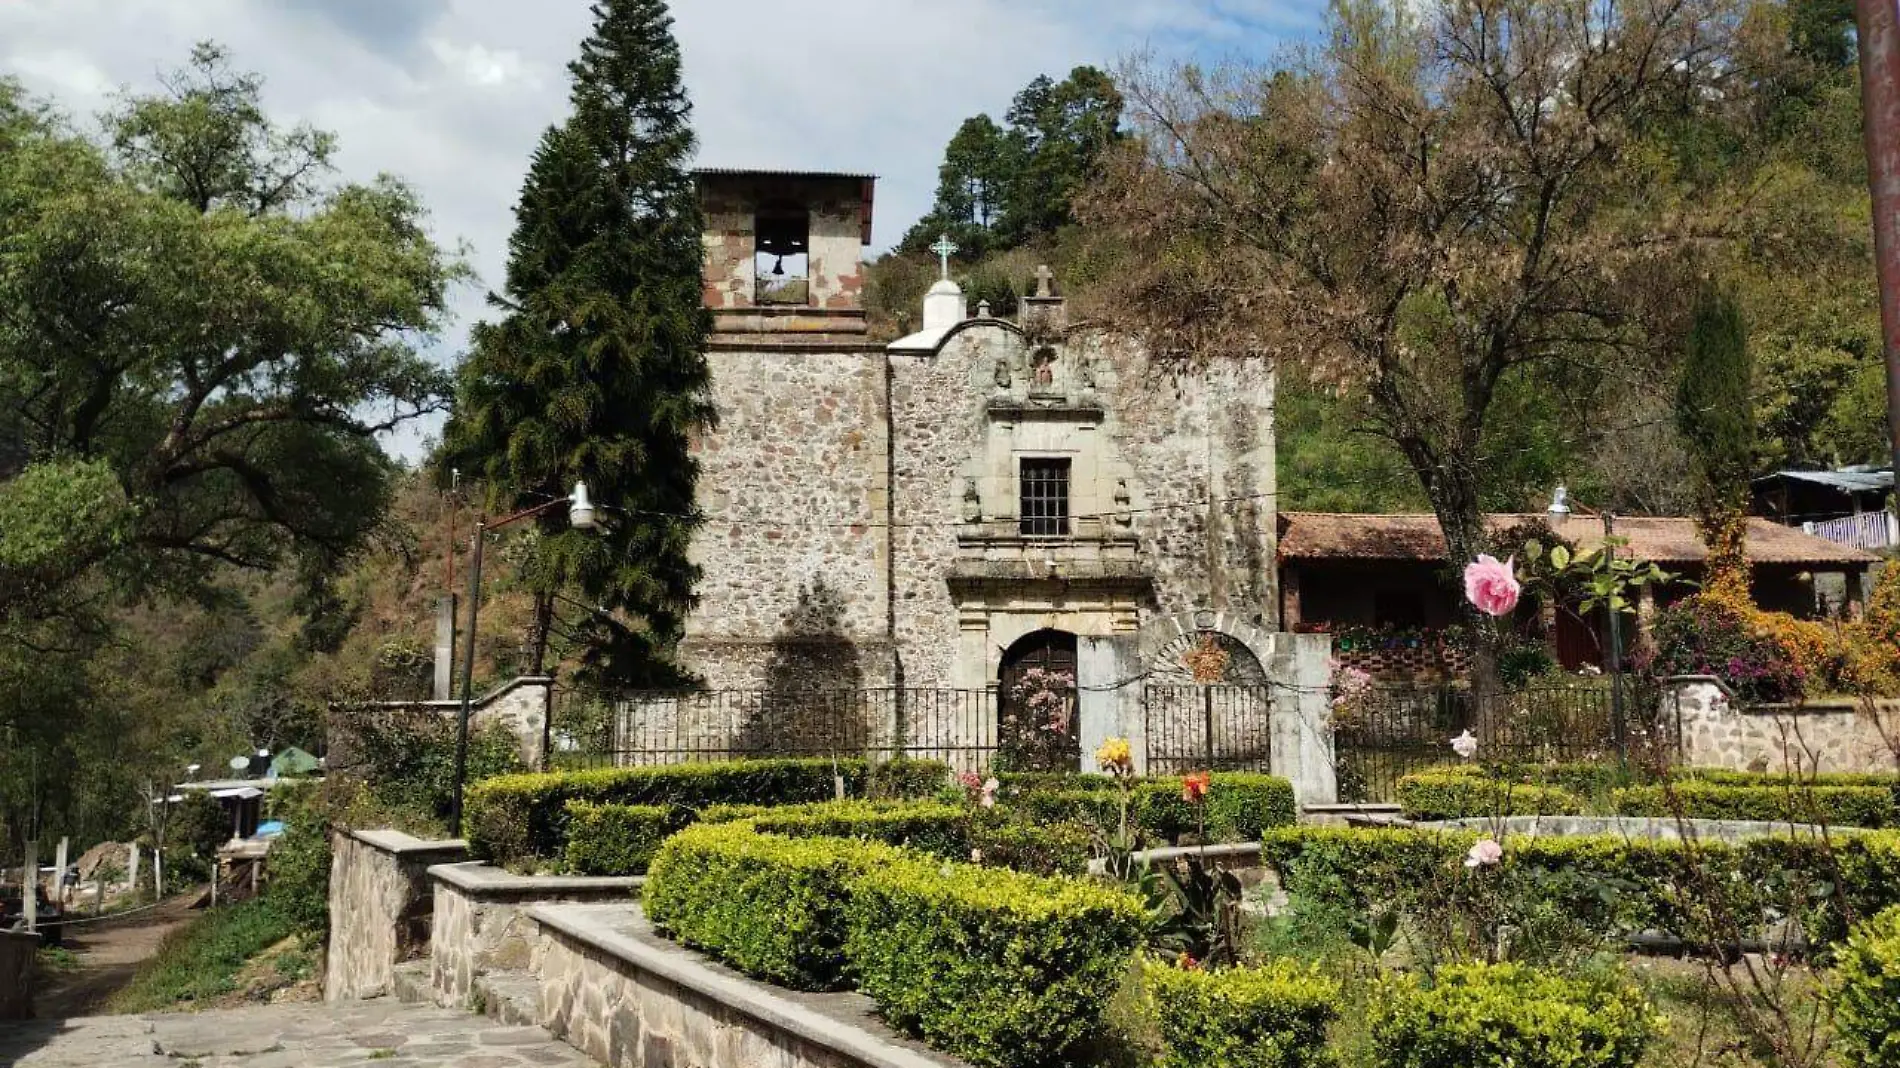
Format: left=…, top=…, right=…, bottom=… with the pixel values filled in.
left=696, top=169, right=875, bottom=343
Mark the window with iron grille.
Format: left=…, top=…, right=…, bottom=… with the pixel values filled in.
left=1019, top=458, right=1071, bottom=537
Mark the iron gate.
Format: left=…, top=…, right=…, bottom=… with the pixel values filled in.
left=1142, top=684, right=1274, bottom=774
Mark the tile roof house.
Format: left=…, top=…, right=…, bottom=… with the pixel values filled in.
left=1279, top=512, right=1877, bottom=676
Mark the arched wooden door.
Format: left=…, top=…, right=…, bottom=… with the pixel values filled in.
left=998, top=629, right=1080, bottom=772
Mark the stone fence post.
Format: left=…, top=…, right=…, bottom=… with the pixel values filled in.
left=0, top=929, right=36, bottom=1020
left=1271, top=632, right=1338, bottom=808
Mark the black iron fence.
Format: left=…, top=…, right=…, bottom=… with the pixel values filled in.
left=1334, top=681, right=1631, bottom=802
left=555, top=688, right=1000, bottom=772
left=1143, top=684, right=1275, bottom=774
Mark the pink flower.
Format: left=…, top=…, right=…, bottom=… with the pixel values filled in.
left=957, top=771, right=983, bottom=792
left=1465, top=838, right=1503, bottom=868
left=979, top=777, right=999, bottom=808
left=1463, top=554, right=1521, bottom=617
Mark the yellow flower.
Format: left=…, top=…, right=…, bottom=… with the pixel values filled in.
left=1096, top=737, right=1133, bottom=772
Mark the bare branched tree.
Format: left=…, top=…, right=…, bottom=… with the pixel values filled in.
left=1080, top=0, right=1741, bottom=675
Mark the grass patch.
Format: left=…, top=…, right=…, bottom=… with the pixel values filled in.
left=35, top=945, right=81, bottom=973
left=107, top=898, right=297, bottom=1013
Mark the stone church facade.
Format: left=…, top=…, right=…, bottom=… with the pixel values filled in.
left=679, top=169, right=1282, bottom=709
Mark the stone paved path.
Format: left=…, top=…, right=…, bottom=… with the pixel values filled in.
left=0, top=1000, right=600, bottom=1067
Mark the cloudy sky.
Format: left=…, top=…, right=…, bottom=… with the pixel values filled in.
left=0, top=0, right=1323, bottom=457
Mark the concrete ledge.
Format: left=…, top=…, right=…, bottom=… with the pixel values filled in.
left=531, top=903, right=963, bottom=1068
left=429, top=862, right=643, bottom=898
left=345, top=828, right=470, bottom=858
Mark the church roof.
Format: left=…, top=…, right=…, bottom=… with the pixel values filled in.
left=1278, top=512, right=1876, bottom=567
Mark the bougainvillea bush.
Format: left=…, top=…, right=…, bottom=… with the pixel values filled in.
left=1647, top=593, right=1809, bottom=703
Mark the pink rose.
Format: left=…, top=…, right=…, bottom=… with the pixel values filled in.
left=1464, top=554, right=1521, bottom=617
left=1465, top=838, right=1503, bottom=868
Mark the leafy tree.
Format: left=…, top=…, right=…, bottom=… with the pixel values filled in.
left=1676, top=288, right=1755, bottom=591
left=440, top=0, right=714, bottom=687
left=0, top=46, right=456, bottom=597
left=0, top=45, right=457, bottom=857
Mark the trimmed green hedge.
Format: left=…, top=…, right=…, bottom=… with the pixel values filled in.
left=1613, top=782, right=1896, bottom=828
left=968, top=819, right=1093, bottom=876
left=1143, top=957, right=1340, bottom=1068
left=1009, top=773, right=1297, bottom=844
left=1828, top=905, right=1900, bottom=1067
left=465, top=757, right=948, bottom=867
left=1258, top=825, right=1900, bottom=948
left=645, top=818, right=1145, bottom=1067
left=1369, top=962, right=1659, bottom=1068
left=754, top=800, right=969, bottom=858
left=1396, top=772, right=1583, bottom=822
left=847, top=854, right=1146, bottom=1068
left=563, top=801, right=686, bottom=876
left=644, top=820, right=906, bottom=990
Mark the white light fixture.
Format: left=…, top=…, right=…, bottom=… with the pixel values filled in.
left=228, top=755, right=250, bottom=771
left=569, top=481, right=598, bottom=530
left=1547, top=484, right=1572, bottom=523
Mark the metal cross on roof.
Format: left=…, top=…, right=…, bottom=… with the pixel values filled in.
left=930, top=234, right=958, bottom=279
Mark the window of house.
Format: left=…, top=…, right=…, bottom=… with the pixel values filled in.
left=755, top=206, right=810, bottom=306
left=1019, top=458, right=1071, bottom=537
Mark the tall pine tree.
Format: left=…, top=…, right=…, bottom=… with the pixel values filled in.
left=442, top=0, right=713, bottom=687
left=1676, top=287, right=1755, bottom=594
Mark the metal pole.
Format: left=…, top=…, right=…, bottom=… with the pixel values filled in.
left=1857, top=0, right=1900, bottom=475
left=1604, top=513, right=1627, bottom=754
left=450, top=523, right=486, bottom=837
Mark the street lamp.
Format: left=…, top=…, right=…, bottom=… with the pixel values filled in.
left=450, top=482, right=600, bottom=836
left=1547, top=485, right=1627, bottom=750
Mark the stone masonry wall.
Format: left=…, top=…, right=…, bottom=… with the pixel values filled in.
left=684, top=346, right=893, bottom=691
left=369, top=677, right=551, bottom=768
left=430, top=865, right=641, bottom=1008
left=887, top=322, right=1278, bottom=689
left=1669, top=677, right=1900, bottom=774
left=0, top=929, right=34, bottom=1020
left=324, top=830, right=468, bottom=1001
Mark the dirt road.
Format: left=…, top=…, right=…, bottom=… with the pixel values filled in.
left=33, top=893, right=201, bottom=1018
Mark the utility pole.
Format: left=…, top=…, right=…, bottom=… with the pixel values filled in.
left=1859, top=0, right=1900, bottom=475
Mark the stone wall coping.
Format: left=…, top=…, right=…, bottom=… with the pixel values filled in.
left=342, top=828, right=470, bottom=858
left=429, top=861, right=643, bottom=898
left=1667, top=674, right=1898, bottom=715
left=529, top=903, right=965, bottom=1068
left=371, top=675, right=554, bottom=711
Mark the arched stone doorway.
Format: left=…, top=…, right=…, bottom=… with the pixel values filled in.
left=997, top=629, right=1080, bottom=771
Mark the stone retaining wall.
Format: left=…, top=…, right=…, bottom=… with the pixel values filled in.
left=324, top=829, right=468, bottom=1001
left=429, top=863, right=639, bottom=1008
left=530, top=902, right=961, bottom=1068
left=1668, top=676, right=1900, bottom=774
left=0, top=929, right=35, bottom=1020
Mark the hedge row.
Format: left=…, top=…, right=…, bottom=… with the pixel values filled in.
left=646, top=821, right=1145, bottom=1067
left=465, top=757, right=948, bottom=867
left=1828, top=906, right=1900, bottom=1067
left=1143, top=958, right=1339, bottom=1068
left=1258, top=825, right=1900, bottom=948
left=565, top=796, right=1093, bottom=876
left=1397, top=766, right=1898, bottom=827
left=1612, top=782, right=1896, bottom=829
left=1010, top=772, right=1298, bottom=844
left=1370, top=963, right=1659, bottom=1068
left=1395, top=773, right=1583, bottom=822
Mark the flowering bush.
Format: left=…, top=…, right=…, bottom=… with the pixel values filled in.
left=999, top=667, right=1079, bottom=771
left=1648, top=593, right=1808, bottom=703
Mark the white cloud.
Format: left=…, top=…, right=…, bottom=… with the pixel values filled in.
left=0, top=0, right=1321, bottom=460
